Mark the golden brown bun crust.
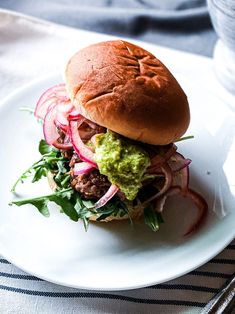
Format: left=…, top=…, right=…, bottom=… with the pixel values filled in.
left=65, top=40, right=190, bottom=145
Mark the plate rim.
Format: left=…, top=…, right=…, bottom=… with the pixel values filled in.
left=0, top=74, right=235, bottom=291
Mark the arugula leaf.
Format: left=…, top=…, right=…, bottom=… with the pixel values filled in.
left=32, top=166, right=48, bottom=183
left=19, top=107, right=43, bottom=125
left=95, top=196, right=131, bottom=222
left=56, top=160, right=67, bottom=173
left=174, top=135, right=194, bottom=143
left=19, top=106, right=35, bottom=114
left=11, top=158, right=44, bottom=192
left=9, top=188, right=79, bottom=221
left=81, top=199, right=95, bottom=209
left=9, top=197, right=50, bottom=217
left=73, top=194, right=95, bottom=231
left=11, top=140, right=70, bottom=192
left=144, top=204, right=163, bottom=232
left=74, top=193, right=83, bottom=212
left=50, top=195, right=79, bottom=221
left=82, top=218, right=90, bottom=231
left=39, top=139, right=58, bottom=155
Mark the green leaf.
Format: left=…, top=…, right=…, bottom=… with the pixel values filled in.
left=39, top=139, right=58, bottom=155
left=59, top=188, right=74, bottom=200
left=11, top=139, right=71, bottom=192
left=174, top=135, right=194, bottom=143
left=144, top=204, right=162, bottom=232
left=60, top=174, right=71, bottom=188
left=9, top=188, right=79, bottom=221
left=95, top=196, right=131, bottom=222
left=83, top=217, right=90, bottom=232
left=70, top=194, right=95, bottom=232
left=74, top=195, right=83, bottom=212
left=157, top=212, right=164, bottom=224
left=54, top=172, right=70, bottom=187
left=81, top=199, right=95, bottom=209
left=11, top=158, right=43, bottom=192
left=56, top=160, right=67, bottom=173
left=19, top=106, right=35, bottom=114
left=96, top=213, right=110, bottom=221
left=32, top=167, right=47, bottom=183
left=10, top=197, right=50, bottom=217
left=49, top=194, right=78, bottom=222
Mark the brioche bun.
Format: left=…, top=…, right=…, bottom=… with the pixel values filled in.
left=65, top=40, right=190, bottom=145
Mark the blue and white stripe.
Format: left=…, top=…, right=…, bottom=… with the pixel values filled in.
left=0, top=240, right=234, bottom=313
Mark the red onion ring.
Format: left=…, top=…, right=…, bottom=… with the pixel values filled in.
left=70, top=119, right=97, bottom=166
left=172, top=163, right=189, bottom=194
left=141, top=163, right=173, bottom=207
left=183, top=188, right=208, bottom=236
left=43, top=104, right=59, bottom=145
left=68, top=110, right=82, bottom=121
left=54, top=120, right=68, bottom=134
left=57, top=102, right=73, bottom=113
left=148, top=144, right=177, bottom=173
left=54, top=103, right=74, bottom=133
left=154, top=186, right=182, bottom=212
left=154, top=186, right=207, bottom=235
left=95, top=184, right=119, bottom=209
left=168, top=152, right=191, bottom=172
left=35, top=84, right=69, bottom=119
left=43, top=101, right=74, bottom=148
left=35, top=96, right=57, bottom=119
left=73, top=162, right=94, bottom=175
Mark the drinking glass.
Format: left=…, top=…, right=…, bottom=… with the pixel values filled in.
left=207, top=0, right=235, bottom=95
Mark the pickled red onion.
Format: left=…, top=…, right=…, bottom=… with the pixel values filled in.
left=57, top=102, right=74, bottom=114
left=43, top=104, right=59, bottom=145
left=55, top=103, right=74, bottom=132
left=54, top=119, right=68, bottom=133
left=95, top=184, right=119, bottom=209
left=172, top=163, right=189, bottom=194
left=70, top=119, right=97, bottom=166
left=141, top=163, right=173, bottom=207
left=35, top=84, right=69, bottom=119
left=43, top=102, right=74, bottom=148
left=68, top=110, right=82, bottom=121
left=73, top=162, right=94, bottom=175
left=35, top=96, right=57, bottom=119
left=154, top=186, right=181, bottom=212
left=148, top=144, right=177, bottom=172
left=153, top=185, right=207, bottom=235
left=183, top=188, right=208, bottom=236
left=168, top=152, right=191, bottom=172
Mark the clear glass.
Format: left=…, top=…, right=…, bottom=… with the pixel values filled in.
left=207, top=0, right=235, bottom=95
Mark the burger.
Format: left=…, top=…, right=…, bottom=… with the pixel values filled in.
left=10, top=40, right=207, bottom=234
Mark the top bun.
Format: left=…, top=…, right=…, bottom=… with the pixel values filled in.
left=65, top=40, right=190, bottom=145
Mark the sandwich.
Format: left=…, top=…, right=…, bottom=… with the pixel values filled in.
left=10, top=40, right=208, bottom=233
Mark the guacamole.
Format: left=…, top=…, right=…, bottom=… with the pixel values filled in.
left=94, top=131, right=150, bottom=200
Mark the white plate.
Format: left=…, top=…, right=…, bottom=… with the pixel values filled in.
left=0, top=73, right=235, bottom=291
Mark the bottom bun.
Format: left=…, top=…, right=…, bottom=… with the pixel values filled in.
left=47, top=173, right=143, bottom=222
left=89, top=206, right=143, bottom=222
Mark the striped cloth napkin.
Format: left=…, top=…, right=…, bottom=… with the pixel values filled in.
left=1, top=247, right=235, bottom=313
left=0, top=10, right=234, bottom=314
